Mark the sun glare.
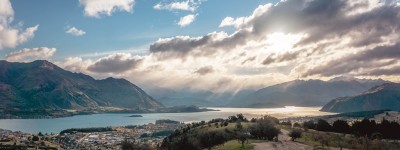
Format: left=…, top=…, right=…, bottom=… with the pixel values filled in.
left=266, top=32, right=303, bottom=53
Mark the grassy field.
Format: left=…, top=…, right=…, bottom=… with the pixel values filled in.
left=286, top=127, right=400, bottom=150
left=214, top=140, right=254, bottom=150
left=198, top=122, right=254, bottom=132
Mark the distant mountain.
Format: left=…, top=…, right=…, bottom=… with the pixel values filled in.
left=231, top=77, right=388, bottom=107
left=0, top=60, right=162, bottom=114
left=146, top=87, right=255, bottom=107
left=146, top=88, right=216, bottom=107
left=321, top=83, right=400, bottom=113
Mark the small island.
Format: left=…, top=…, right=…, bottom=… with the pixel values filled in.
left=127, top=115, right=143, bottom=117
left=156, top=105, right=219, bottom=113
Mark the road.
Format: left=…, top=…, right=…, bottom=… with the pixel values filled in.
left=253, top=129, right=314, bottom=150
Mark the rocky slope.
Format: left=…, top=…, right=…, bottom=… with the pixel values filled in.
left=321, top=83, right=400, bottom=112
left=0, top=60, right=162, bottom=116
left=231, top=77, right=388, bottom=107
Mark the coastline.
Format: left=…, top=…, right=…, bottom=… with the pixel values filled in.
left=0, top=106, right=219, bottom=119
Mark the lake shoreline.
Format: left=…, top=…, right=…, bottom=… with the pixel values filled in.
left=0, top=107, right=333, bottom=133
left=0, top=105, right=219, bottom=119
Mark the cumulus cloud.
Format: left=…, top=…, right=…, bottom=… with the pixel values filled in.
left=153, top=0, right=202, bottom=12
left=79, top=0, right=135, bottom=18
left=0, top=0, right=39, bottom=50
left=60, top=0, right=400, bottom=92
left=87, top=53, right=143, bottom=73
left=66, top=27, right=86, bottom=36
left=194, top=66, right=214, bottom=75
left=149, top=0, right=400, bottom=81
left=55, top=57, right=92, bottom=73
left=177, top=14, right=197, bottom=27
left=219, top=4, right=272, bottom=28
left=5, top=47, right=56, bottom=62
left=149, top=30, right=254, bottom=59
left=302, top=43, right=400, bottom=77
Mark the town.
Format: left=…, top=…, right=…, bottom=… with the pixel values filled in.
left=0, top=119, right=184, bottom=149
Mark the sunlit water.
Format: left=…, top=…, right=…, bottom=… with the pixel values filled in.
left=0, top=106, right=335, bottom=133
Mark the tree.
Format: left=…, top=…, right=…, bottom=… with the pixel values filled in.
left=315, top=119, right=331, bottom=132
left=214, top=122, right=219, bottom=128
left=303, top=120, right=316, bottom=129
left=280, top=120, right=292, bottom=126
left=237, top=113, right=246, bottom=122
left=236, top=130, right=249, bottom=148
left=235, top=122, right=243, bottom=131
left=351, top=119, right=376, bottom=137
left=121, top=139, right=135, bottom=150
left=199, top=131, right=228, bottom=150
left=223, top=121, right=229, bottom=126
left=288, top=129, right=302, bottom=141
left=249, top=116, right=281, bottom=140
left=293, top=122, right=302, bottom=128
left=32, top=136, right=39, bottom=141
left=332, top=120, right=350, bottom=134
left=228, top=115, right=238, bottom=122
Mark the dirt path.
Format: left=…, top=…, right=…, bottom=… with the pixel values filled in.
left=253, top=129, right=314, bottom=150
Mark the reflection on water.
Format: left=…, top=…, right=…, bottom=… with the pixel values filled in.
left=207, top=106, right=335, bottom=119
left=0, top=106, right=335, bottom=133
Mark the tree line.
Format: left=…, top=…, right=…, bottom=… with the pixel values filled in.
left=158, top=114, right=281, bottom=150
left=301, top=118, right=400, bottom=139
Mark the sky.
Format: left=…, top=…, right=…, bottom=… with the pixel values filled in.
left=1, top=0, right=400, bottom=92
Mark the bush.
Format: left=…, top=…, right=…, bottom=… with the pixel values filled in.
left=315, top=119, right=332, bottom=132
left=280, top=120, right=292, bottom=126
left=198, top=131, right=229, bottom=150
left=293, top=122, right=302, bottom=128
left=235, top=122, right=243, bottom=131
left=288, top=129, right=302, bottom=141
left=303, top=120, right=316, bottom=129
left=332, top=120, right=350, bottom=134
left=249, top=116, right=281, bottom=140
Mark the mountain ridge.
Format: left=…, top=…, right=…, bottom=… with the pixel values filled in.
left=321, top=82, right=400, bottom=112
left=0, top=60, right=163, bottom=118
left=230, top=77, right=389, bottom=107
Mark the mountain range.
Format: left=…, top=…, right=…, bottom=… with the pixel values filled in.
left=146, top=87, right=255, bottom=107
left=0, top=60, right=162, bottom=117
left=1, top=60, right=398, bottom=117
left=230, top=77, right=388, bottom=107
left=321, top=83, right=400, bottom=112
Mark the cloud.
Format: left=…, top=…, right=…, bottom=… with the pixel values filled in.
left=154, top=0, right=202, bottom=12
left=360, top=66, right=400, bottom=76
left=219, top=4, right=272, bottom=28
left=5, top=47, right=56, bottom=62
left=0, top=0, right=39, bottom=50
left=66, top=27, right=86, bottom=36
left=87, top=53, right=143, bottom=73
left=194, top=66, right=214, bottom=75
left=149, top=0, right=400, bottom=80
left=79, top=0, right=135, bottom=18
left=55, top=57, right=92, bottom=73
left=302, top=43, right=400, bottom=77
left=59, top=0, right=400, bottom=92
left=177, top=14, right=197, bottom=27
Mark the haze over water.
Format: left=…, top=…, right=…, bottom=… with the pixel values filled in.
left=0, top=107, right=335, bottom=134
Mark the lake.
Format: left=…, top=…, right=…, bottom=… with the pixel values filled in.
left=0, top=106, right=335, bottom=134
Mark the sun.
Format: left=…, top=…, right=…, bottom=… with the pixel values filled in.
left=266, top=32, right=303, bottom=53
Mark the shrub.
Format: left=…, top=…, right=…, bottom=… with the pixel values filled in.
left=288, top=129, right=302, bottom=141
left=303, top=120, right=316, bottom=129
left=315, top=119, right=332, bottom=132
left=332, top=120, right=350, bottom=134
left=249, top=116, right=281, bottom=140
left=198, top=131, right=229, bottom=150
